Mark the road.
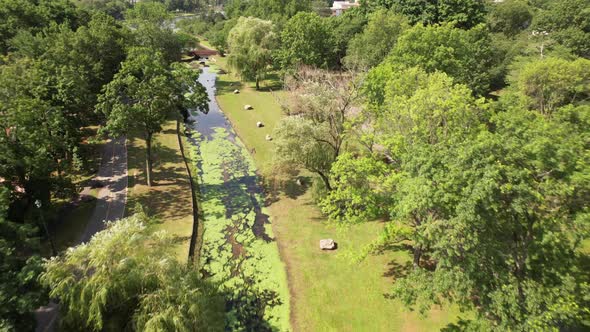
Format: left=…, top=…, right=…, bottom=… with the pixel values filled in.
left=34, top=136, right=128, bottom=332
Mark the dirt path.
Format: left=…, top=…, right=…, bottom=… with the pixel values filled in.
left=34, top=136, right=128, bottom=332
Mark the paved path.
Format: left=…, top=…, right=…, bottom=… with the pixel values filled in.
left=34, top=137, right=128, bottom=332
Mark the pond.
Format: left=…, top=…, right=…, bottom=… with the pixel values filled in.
left=185, top=66, right=290, bottom=331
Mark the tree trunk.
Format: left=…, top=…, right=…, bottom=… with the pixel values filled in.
left=413, top=244, right=423, bottom=269
left=255, top=77, right=260, bottom=90
left=146, top=132, right=153, bottom=187
left=317, top=171, right=332, bottom=191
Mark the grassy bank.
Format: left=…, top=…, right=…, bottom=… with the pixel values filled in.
left=125, top=118, right=194, bottom=261
left=210, top=57, right=464, bottom=331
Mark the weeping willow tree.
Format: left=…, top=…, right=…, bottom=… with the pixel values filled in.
left=227, top=17, right=277, bottom=90
left=40, top=212, right=224, bottom=331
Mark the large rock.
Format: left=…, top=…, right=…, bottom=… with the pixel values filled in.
left=319, top=239, right=336, bottom=250
left=244, top=104, right=253, bottom=110
left=265, top=134, right=273, bottom=141
left=256, top=121, right=264, bottom=128
left=234, top=89, right=240, bottom=94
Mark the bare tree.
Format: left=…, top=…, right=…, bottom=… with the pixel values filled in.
left=273, top=66, right=362, bottom=191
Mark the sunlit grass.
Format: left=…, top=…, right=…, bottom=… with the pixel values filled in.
left=125, top=119, right=194, bottom=261
left=212, top=56, right=465, bottom=331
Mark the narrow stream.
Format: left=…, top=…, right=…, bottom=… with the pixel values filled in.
left=185, top=66, right=290, bottom=331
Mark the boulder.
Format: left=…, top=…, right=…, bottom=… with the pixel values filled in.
left=256, top=121, right=264, bottom=128
left=296, top=178, right=303, bottom=186
left=234, top=89, right=240, bottom=94
left=319, top=239, right=336, bottom=250
left=265, top=134, right=273, bottom=141
left=244, top=104, right=253, bottom=110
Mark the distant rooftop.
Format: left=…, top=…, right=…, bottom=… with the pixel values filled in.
left=330, top=1, right=359, bottom=15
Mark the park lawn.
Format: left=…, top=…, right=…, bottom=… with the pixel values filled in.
left=211, top=58, right=465, bottom=331
left=125, top=118, right=194, bottom=261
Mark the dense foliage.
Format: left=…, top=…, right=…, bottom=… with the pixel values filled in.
left=2, top=0, right=589, bottom=330
left=41, top=212, right=224, bottom=331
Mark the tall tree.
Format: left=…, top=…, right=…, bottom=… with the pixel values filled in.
left=0, top=187, right=46, bottom=331
left=533, top=0, right=590, bottom=58
left=97, top=47, right=207, bottom=186
left=325, top=67, right=485, bottom=263
left=508, top=56, right=590, bottom=115
left=0, top=58, right=66, bottom=204
left=390, top=0, right=486, bottom=29
left=390, top=105, right=590, bottom=330
left=278, top=12, right=336, bottom=69
left=125, top=2, right=183, bottom=64
left=386, top=23, right=494, bottom=96
left=227, top=17, right=277, bottom=90
left=487, top=0, right=533, bottom=37
left=344, top=9, right=408, bottom=69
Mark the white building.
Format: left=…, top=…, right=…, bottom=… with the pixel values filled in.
left=330, top=1, right=360, bottom=16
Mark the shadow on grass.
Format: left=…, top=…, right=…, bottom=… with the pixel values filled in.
left=216, top=76, right=243, bottom=95
left=126, top=136, right=193, bottom=221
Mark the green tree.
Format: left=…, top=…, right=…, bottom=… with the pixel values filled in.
left=329, top=64, right=590, bottom=330
left=390, top=0, right=486, bottom=29
left=508, top=57, right=590, bottom=115
left=533, top=0, right=590, bottom=58
left=344, top=9, right=408, bottom=69
left=40, top=212, right=224, bottom=331
left=96, top=47, right=207, bottom=186
left=205, top=18, right=238, bottom=56
left=225, top=0, right=312, bottom=21
left=227, top=17, right=277, bottom=90
left=487, top=0, right=533, bottom=37
left=0, top=0, right=82, bottom=54
left=327, top=7, right=368, bottom=66
left=125, top=2, right=183, bottom=64
left=391, top=106, right=590, bottom=330
left=328, top=66, right=486, bottom=266
left=0, top=58, right=67, bottom=203
left=387, top=23, right=494, bottom=96
left=0, top=188, right=47, bottom=331
left=278, top=12, right=336, bottom=69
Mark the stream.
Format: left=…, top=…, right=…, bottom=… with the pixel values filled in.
left=185, top=66, right=290, bottom=331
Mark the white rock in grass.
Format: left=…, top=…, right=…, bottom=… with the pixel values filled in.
left=234, top=89, right=240, bottom=94
left=256, top=121, right=264, bottom=128
left=320, top=239, right=336, bottom=250
left=244, top=104, right=253, bottom=110
left=265, top=134, right=272, bottom=141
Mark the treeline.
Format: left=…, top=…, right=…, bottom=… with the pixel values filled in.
left=193, top=0, right=590, bottom=330
left=182, top=0, right=588, bottom=94
left=0, top=1, right=208, bottom=330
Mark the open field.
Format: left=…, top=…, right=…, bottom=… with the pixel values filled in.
left=209, top=57, right=465, bottom=331
left=125, top=118, right=194, bottom=261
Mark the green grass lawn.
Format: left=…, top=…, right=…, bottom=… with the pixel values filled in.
left=210, top=58, right=465, bottom=331
left=125, top=119, right=194, bottom=261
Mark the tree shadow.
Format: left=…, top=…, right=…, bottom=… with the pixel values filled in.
left=383, top=260, right=413, bottom=279
left=216, top=76, right=243, bottom=95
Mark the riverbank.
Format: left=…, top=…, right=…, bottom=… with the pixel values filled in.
left=209, top=56, right=465, bottom=331
left=125, top=118, right=195, bottom=261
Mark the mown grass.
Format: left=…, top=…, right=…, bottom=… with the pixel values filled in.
left=125, top=118, right=194, bottom=261
left=211, top=58, right=465, bottom=331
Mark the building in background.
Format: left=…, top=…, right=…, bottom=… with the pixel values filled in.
left=330, top=1, right=360, bottom=16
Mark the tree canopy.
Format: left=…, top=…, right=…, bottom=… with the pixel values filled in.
left=41, top=212, right=224, bottom=331
left=227, top=17, right=277, bottom=90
